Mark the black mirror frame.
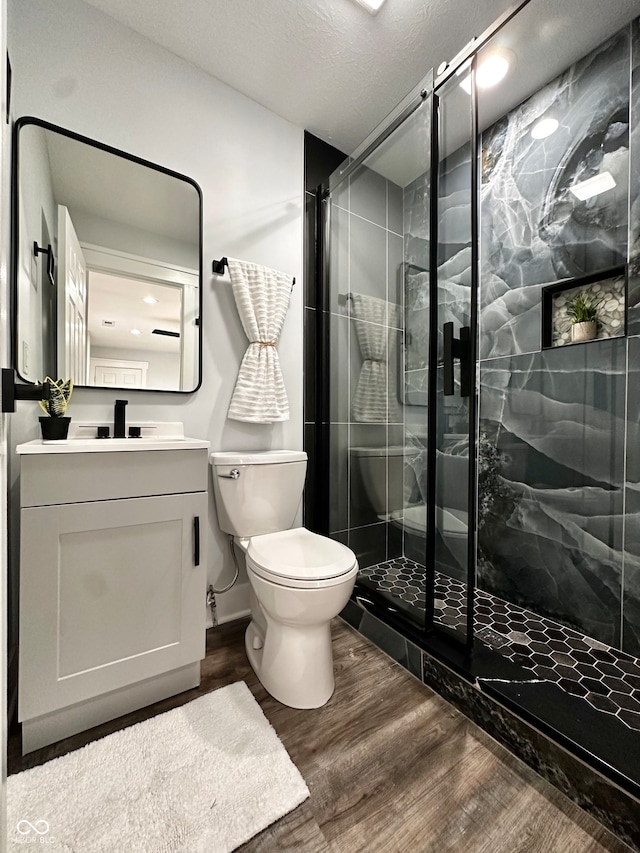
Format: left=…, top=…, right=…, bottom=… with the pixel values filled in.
left=11, top=115, right=204, bottom=394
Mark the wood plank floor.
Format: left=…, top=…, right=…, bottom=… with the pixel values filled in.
left=9, top=619, right=634, bottom=853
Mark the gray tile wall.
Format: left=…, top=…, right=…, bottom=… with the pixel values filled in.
left=327, top=164, right=406, bottom=567
left=478, top=21, right=640, bottom=657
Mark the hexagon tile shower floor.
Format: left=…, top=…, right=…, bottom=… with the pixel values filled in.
left=359, top=558, right=640, bottom=732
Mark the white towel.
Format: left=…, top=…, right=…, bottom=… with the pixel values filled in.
left=351, top=293, right=400, bottom=423
left=227, top=258, right=293, bottom=423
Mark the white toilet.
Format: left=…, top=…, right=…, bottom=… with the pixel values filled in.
left=210, top=450, right=358, bottom=709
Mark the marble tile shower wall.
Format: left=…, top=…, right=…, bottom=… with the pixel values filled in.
left=478, top=19, right=640, bottom=657
left=327, top=166, right=406, bottom=569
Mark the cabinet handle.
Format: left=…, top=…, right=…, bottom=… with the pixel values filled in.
left=193, top=516, right=200, bottom=566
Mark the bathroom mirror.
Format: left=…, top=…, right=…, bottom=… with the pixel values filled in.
left=12, top=117, right=202, bottom=393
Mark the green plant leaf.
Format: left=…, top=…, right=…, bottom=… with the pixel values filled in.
left=565, top=290, right=602, bottom=325
left=37, top=377, right=73, bottom=417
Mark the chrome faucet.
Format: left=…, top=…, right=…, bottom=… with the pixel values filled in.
left=114, top=399, right=128, bottom=438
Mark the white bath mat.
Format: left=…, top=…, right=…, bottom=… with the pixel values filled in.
left=7, top=681, right=309, bottom=852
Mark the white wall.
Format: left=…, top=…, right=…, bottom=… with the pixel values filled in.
left=7, top=0, right=304, bottom=623
left=16, top=124, right=56, bottom=381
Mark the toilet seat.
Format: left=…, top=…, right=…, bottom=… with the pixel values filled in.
left=247, top=528, right=358, bottom=589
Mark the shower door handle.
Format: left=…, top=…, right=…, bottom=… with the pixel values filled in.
left=443, top=323, right=470, bottom=397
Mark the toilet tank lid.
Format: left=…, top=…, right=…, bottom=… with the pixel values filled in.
left=210, top=450, right=307, bottom=466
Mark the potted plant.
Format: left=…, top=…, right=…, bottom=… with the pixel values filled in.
left=566, top=290, right=601, bottom=343
left=37, top=377, right=73, bottom=440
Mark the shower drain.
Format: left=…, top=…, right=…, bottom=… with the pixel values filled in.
left=476, top=625, right=510, bottom=649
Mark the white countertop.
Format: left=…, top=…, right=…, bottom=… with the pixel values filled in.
left=17, top=422, right=210, bottom=455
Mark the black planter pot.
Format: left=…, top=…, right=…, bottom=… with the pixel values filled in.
left=39, top=416, right=71, bottom=441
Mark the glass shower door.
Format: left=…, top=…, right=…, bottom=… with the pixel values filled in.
left=428, top=61, right=477, bottom=647
left=321, top=80, right=434, bottom=631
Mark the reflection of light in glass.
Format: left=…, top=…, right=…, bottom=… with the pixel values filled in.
left=352, top=0, right=386, bottom=13
left=459, top=53, right=510, bottom=94
left=569, top=171, right=616, bottom=201
left=142, top=296, right=158, bottom=305
left=130, top=328, right=142, bottom=336
left=531, top=117, right=559, bottom=139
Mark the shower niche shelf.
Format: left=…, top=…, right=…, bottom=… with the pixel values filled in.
left=541, top=265, right=627, bottom=349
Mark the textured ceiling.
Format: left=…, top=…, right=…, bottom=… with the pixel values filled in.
left=79, top=0, right=518, bottom=154
left=79, top=0, right=639, bottom=155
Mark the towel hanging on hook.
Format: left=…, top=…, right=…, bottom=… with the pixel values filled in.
left=225, top=257, right=294, bottom=424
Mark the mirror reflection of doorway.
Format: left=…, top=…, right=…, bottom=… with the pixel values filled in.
left=86, top=271, right=183, bottom=391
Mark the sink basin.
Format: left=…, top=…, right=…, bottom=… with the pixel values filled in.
left=16, top=422, right=210, bottom=454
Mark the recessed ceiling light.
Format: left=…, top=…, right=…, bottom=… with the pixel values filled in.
left=130, top=328, right=142, bottom=336
left=142, top=296, right=158, bottom=305
left=352, top=0, right=386, bottom=14
left=569, top=171, right=616, bottom=201
left=531, top=117, right=559, bottom=139
left=459, top=51, right=511, bottom=94
left=477, top=53, right=510, bottom=88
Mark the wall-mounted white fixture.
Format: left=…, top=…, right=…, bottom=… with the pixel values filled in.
left=459, top=51, right=513, bottom=94
left=352, top=0, right=386, bottom=14
left=531, top=117, right=559, bottom=139
left=130, top=328, right=142, bottom=336
left=142, top=296, right=159, bottom=305
left=569, top=171, right=616, bottom=201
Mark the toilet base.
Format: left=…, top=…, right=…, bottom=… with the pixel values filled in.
left=245, top=620, right=335, bottom=709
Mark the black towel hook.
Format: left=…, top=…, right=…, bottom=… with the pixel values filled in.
left=34, top=242, right=55, bottom=286
left=212, top=256, right=228, bottom=275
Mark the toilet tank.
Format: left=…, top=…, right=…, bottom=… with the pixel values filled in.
left=351, top=446, right=410, bottom=515
left=211, top=450, right=307, bottom=538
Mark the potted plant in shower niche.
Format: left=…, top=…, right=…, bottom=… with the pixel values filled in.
left=37, top=377, right=73, bottom=440
left=566, top=290, right=601, bottom=343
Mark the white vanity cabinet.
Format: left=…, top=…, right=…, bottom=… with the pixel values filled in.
left=17, top=440, right=209, bottom=753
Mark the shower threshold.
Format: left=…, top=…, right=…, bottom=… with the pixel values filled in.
left=357, top=557, right=640, bottom=799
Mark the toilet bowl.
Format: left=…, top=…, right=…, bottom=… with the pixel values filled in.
left=210, top=450, right=358, bottom=709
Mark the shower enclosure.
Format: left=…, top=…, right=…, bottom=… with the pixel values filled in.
left=312, top=0, right=640, bottom=824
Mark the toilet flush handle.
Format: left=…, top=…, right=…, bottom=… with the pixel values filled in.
left=218, top=468, right=240, bottom=480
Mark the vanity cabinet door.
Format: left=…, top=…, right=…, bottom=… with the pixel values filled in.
left=19, top=491, right=206, bottom=721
